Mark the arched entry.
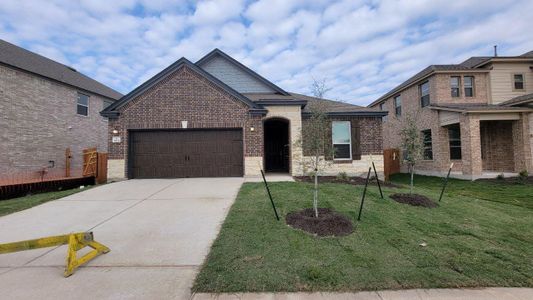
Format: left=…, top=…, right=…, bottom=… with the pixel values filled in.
left=264, top=118, right=290, bottom=173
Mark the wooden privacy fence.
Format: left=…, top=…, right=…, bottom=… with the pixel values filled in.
left=83, top=148, right=98, bottom=177
left=383, top=148, right=401, bottom=181
left=0, top=148, right=108, bottom=199
left=96, top=153, right=108, bottom=184
left=83, top=148, right=107, bottom=184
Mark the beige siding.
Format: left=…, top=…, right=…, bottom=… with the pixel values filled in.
left=488, top=62, right=533, bottom=104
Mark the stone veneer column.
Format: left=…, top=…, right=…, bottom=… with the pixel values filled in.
left=264, top=105, right=303, bottom=176
left=460, top=114, right=482, bottom=177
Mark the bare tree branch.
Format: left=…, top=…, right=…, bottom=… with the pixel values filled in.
left=399, top=112, right=423, bottom=194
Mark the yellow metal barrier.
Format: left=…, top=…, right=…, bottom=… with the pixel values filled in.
left=0, top=232, right=110, bottom=277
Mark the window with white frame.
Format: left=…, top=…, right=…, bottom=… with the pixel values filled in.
left=513, top=74, right=524, bottom=90
left=421, top=129, right=433, bottom=160
left=451, top=76, right=460, bottom=97
left=464, top=76, right=474, bottom=97
left=77, top=93, right=89, bottom=116
left=394, top=95, right=401, bottom=116
left=332, top=121, right=351, bottom=160
left=420, top=81, right=430, bottom=107
left=380, top=102, right=388, bottom=122
left=448, top=125, right=462, bottom=160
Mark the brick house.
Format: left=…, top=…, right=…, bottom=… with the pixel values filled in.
left=102, top=49, right=386, bottom=179
left=0, top=39, right=122, bottom=181
left=369, top=50, right=533, bottom=179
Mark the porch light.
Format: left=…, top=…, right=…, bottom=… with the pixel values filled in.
left=250, top=126, right=255, bottom=132
left=112, top=129, right=119, bottom=134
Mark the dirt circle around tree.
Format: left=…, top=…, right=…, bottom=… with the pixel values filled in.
left=286, top=208, right=354, bottom=237
left=390, top=193, right=438, bottom=208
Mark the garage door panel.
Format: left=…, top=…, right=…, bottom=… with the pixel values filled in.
left=129, top=129, right=243, bottom=178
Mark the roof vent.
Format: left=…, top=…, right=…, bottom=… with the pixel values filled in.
left=493, top=45, right=498, bottom=57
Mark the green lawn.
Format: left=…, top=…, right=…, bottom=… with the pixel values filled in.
left=193, top=175, right=533, bottom=292
left=0, top=187, right=90, bottom=217
left=391, top=173, right=533, bottom=209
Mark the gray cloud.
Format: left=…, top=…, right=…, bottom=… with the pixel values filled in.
left=0, top=0, right=531, bottom=105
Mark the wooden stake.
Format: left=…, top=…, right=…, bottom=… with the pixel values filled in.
left=357, top=167, right=372, bottom=221
left=65, top=148, right=71, bottom=177
left=370, top=157, right=384, bottom=199
left=439, top=163, right=454, bottom=202
left=261, top=170, right=280, bottom=221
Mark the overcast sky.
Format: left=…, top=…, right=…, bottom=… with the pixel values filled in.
left=1, top=0, right=532, bottom=105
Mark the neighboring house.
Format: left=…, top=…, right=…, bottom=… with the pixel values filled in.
left=102, top=49, right=386, bottom=179
left=369, top=50, right=533, bottom=179
left=0, top=39, right=122, bottom=180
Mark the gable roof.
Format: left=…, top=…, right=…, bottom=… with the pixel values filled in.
left=520, top=50, right=533, bottom=57
left=499, top=92, right=533, bottom=107
left=102, top=48, right=384, bottom=118
left=367, top=64, right=480, bottom=107
left=101, top=57, right=264, bottom=117
left=242, top=92, right=386, bottom=116
left=296, top=93, right=385, bottom=116
left=459, top=56, right=491, bottom=68
left=0, top=39, right=122, bottom=100
left=368, top=50, right=533, bottom=107
left=196, top=48, right=289, bottom=96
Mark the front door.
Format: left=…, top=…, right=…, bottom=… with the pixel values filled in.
left=264, top=119, right=290, bottom=172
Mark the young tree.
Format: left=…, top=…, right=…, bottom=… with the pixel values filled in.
left=298, top=78, right=332, bottom=217
left=399, top=114, right=423, bottom=194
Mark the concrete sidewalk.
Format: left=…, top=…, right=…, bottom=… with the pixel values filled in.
left=192, top=288, right=533, bottom=299
left=0, top=178, right=244, bottom=299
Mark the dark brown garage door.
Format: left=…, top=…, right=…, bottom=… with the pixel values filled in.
left=129, top=129, right=243, bottom=178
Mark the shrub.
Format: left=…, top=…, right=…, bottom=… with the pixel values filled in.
left=497, top=173, right=505, bottom=180
left=336, top=172, right=349, bottom=181
left=518, top=170, right=529, bottom=184
left=307, top=170, right=317, bottom=181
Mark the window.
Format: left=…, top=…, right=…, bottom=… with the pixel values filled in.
left=448, top=125, right=462, bottom=160
left=451, top=76, right=460, bottom=97
left=464, top=76, right=474, bottom=97
left=332, top=121, right=351, bottom=160
left=513, top=74, right=524, bottom=90
left=380, top=102, right=387, bottom=121
left=77, top=93, right=89, bottom=116
left=421, top=129, right=433, bottom=160
left=394, top=95, right=401, bottom=116
left=419, top=81, right=430, bottom=107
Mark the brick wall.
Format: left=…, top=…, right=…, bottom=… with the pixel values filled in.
left=302, top=116, right=383, bottom=157
left=433, top=73, right=489, bottom=105
left=0, top=64, right=109, bottom=180
left=107, top=65, right=263, bottom=177
left=377, top=75, right=466, bottom=175
left=374, top=70, right=533, bottom=178
left=299, top=116, right=383, bottom=176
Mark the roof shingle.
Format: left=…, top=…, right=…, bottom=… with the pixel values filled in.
left=0, top=39, right=122, bottom=100
left=498, top=93, right=533, bottom=107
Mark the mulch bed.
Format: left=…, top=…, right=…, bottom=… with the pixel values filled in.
left=294, top=176, right=399, bottom=188
left=286, top=208, right=354, bottom=237
left=390, top=193, right=438, bottom=208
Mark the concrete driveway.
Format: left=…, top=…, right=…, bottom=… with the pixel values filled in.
left=0, top=178, right=243, bottom=299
